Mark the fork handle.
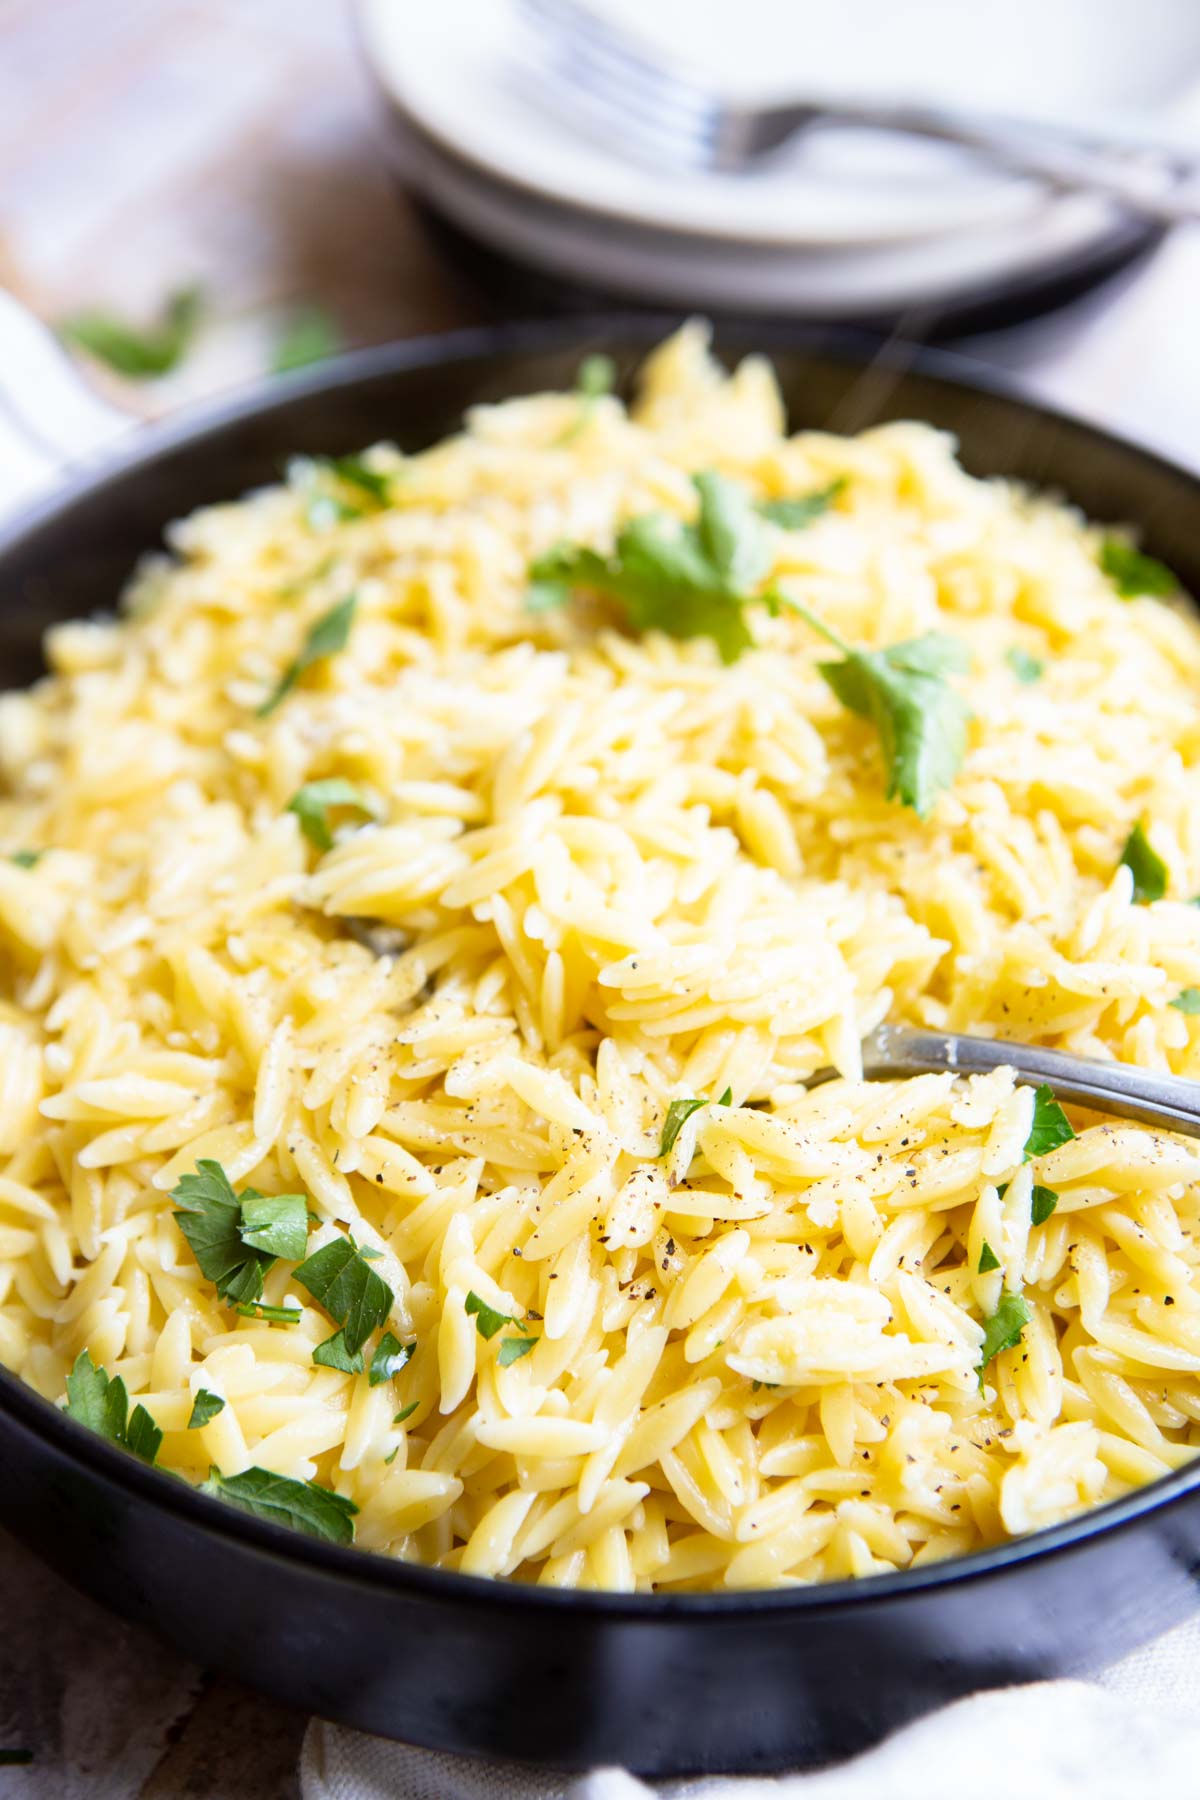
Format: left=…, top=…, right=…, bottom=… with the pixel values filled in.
left=835, top=1024, right=1200, bottom=1138
left=747, top=101, right=1200, bottom=225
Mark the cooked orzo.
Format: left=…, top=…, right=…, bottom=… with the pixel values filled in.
left=3, top=323, right=1200, bottom=1587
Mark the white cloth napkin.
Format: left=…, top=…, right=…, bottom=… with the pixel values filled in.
left=300, top=1613, right=1200, bottom=1800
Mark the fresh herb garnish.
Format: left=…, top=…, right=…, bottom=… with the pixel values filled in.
left=1171, top=988, right=1200, bottom=1014
left=287, top=778, right=378, bottom=852
left=273, top=304, right=341, bottom=375
left=978, top=1293, right=1032, bottom=1375
left=235, top=1302, right=303, bottom=1324
left=322, top=455, right=391, bottom=508
left=312, top=1328, right=364, bottom=1373
left=62, top=285, right=203, bottom=379
left=1120, top=822, right=1168, bottom=904
left=659, top=1085, right=732, bottom=1158
left=1100, top=537, right=1178, bottom=599
left=369, top=1332, right=415, bottom=1386
left=9, top=850, right=41, bottom=868
left=530, top=471, right=969, bottom=815
left=393, top=1401, right=419, bottom=1425
left=498, top=1334, right=538, bottom=1366
left=257, top=593, right=357, bottom=717
left=187, top=1389, right=226, bottom=1429
left=465, top=1290, right=514, bottom=1341
left=64, top=1350, right=161, bottom=1465
left=816, top=631, right=970, bottom=819
left=200, top=1466, right=357, bottom=1545
left=294, top=1236, right=393, bottom=1356
left=1023, top=1085, right=1076, bottom=1161
left=577, top=353, right=616, bottom=399
left=758, top=477, right=845, bottom=529
left=978, top=1242, right=1001, bottom=1274
left=171, top=1162, right=309, bottom=1306
left=1030, top=1185, right=1059, bottom=1227
left=1005, top=647, right=1044, bottom=684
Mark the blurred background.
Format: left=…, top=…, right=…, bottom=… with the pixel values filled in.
left=3, top=0, right=1200, bottom=484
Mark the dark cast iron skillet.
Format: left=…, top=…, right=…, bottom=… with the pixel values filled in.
left=2, top=318, right=1200, bottom=1777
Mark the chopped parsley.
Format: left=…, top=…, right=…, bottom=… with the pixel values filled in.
left=758, top=477, right=845, bottom=528
left=1099, top=537, right=1178, bottom=599
left=171, top=1161, right=309, bottom=1307
left=393, top=1400, right=420, bottom=1425
left=816, top=631, right=971, bottom=819
left=557, top=353, right=617, bottom=444
left=257, top=593, right=357, bottom=717
left=1023, top=1085, right=1076, bottom=1161
left=273, top=304, right=341, bottom=375
left=529, top=471, right=969, bottom=814
left=1171, top=988, right=1200, bottom=1014
left=498, top=1334, right=539, bottom=1366
left=61, top=285, right=203, bottom=379
left=977, top=1242, right=1001, bottom=1274
left=235, top=1302, right=303, bottom=1324
left=64, top=1350, right=161, bottom=1465
left=465, top=1290, right=533, bottom=1343
left=369, top=1332, right=415, bottom=1386
left=1005, top=646, right=1044, bottom=684
left=9, top=850, right=41, bottom=868
left=294, top=1235, right=393, bottom=1356
left=978, top=1293, right=1032, bottom=1376
left=287, top=778, right=378, bottom=852
left=659, top=1085, right=732, bottom=1158
left=200, top=1466, right=357, bottom=1545
left=187, top=1389, right=226, bottom=1429
left=1120, top=822, right=1168, bottom=904
left=312, top=1328, right=363, bottom=1373
left=1030, top=1185, right=1059, bottom=1227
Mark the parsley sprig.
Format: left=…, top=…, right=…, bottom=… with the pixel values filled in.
left=64, top=1350, right=162, bottom=1464
left=465, top=1289, right=538, bottom=1364
left=170, top=1161, right=309, bottom=1307
left=529, top=472, right=970, bottom=816
left=200, top=1466, right=358, bottom=1545
left=257, top=593, right=357, bottom=717
left=294, top=1235, right=394, bottom=1366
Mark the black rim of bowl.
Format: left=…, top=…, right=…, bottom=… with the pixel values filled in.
left=3, top=310, right=1200, bottom=1620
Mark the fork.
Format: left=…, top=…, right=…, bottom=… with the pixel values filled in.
left=807, top=1023, right=1200, bottom=1138
left=519, top=0, right=1200, bottom=226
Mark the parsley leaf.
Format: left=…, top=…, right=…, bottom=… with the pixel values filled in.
left=273, top=304, right=341, bottom=375
left=62, top=285, right=203, bottom=379
left=1171, top=988, right=1200, bottom=1014
left=759, top=478, right=845, bottom=528
left=527, top=471, right=762, bottom=663
left=498, top=1334, right=538, bottom=1366
left=1006, top=646, right=1044, bottom=684
left=659, top=1097, right=708, bottom=1157
left=369, top=1332, right=415, bottom=1386
left=172, top=1162, right=276, bottom=1306
left=577, top=353, right=616, bottom=399
left=10, top=850, right=41, bottom=868
left=977, top=1242, right=1001, bottom=1274
left=393, top=1400, right=420, bottom=1425
left=287, top=779, right=378, bottom=852
left=294, top=1236, right=393, bottom=1356
left=465, top=1290, right=524, bottom=1340
left=817, top=632, right=970, bottom=819
left=237, top=1192, right=309, bottom=1261
left=1030, top=1185, right=1059, bottom=1227
left=64, top=1350, right=162, bottom=1464
left=312, top=1328, right=364, bottom=1374
left=257, top=593, right=357, bottom=717
left=321, top=455, right=392, bottom=508
left=1100, top=537, right=1178, bottom=599
left=978, top=1293, right=1032, bottom=1373
left=200, top=1466, right=357, bottom=1545
left=1120, top=822, right=1168, bottom=904
left=188, top=1389, right=226, bottom=1429
left=1024, top=1085, right=1076, bottom=1161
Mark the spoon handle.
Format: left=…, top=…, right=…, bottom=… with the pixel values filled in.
left=838, top=1024, right=1200, bottom=1139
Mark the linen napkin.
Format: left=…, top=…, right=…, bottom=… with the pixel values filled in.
left=300, top=1612, right=1200, bottom=1800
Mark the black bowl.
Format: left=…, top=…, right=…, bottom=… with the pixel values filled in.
left=2, top=318, right=1200, bottom=1777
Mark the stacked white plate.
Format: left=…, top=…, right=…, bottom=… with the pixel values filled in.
left=357, top=0, right=1200, bottom=325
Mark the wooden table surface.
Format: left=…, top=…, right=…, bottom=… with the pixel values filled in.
left=0, top=1, right=480, bottom=1791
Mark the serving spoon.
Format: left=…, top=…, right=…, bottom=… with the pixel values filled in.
left=807, top=1022, right=1200, bottom=1138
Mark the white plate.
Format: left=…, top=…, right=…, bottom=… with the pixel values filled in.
left=358, top=0, right=1200, bottom=249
